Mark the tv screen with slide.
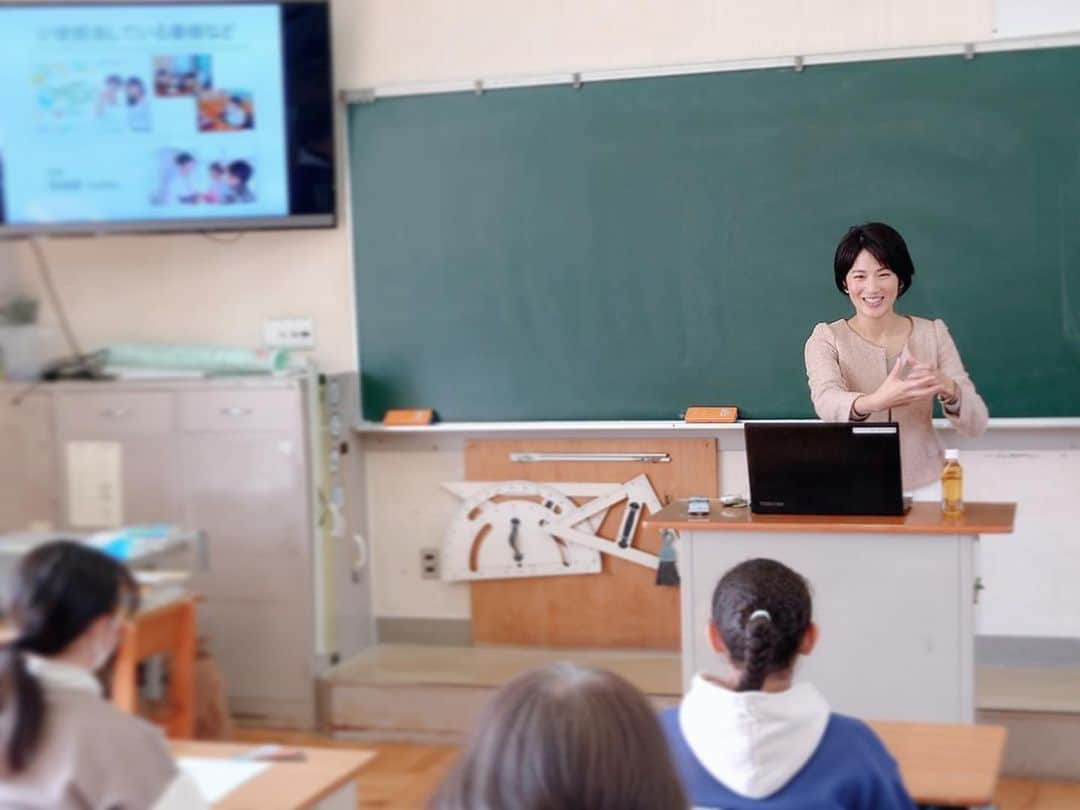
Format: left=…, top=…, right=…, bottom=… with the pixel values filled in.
left=0, top=1, right=335, bottom=236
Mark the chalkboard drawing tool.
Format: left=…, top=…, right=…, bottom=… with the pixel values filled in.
left=383, top=408, right=435, bottom=426
left=683, top=406, right=737, bottom=423
left=441, top=475, right=663, bottom=581
left=441, top=480, right=602, bottom=581
left=616, top=501, right=642, bottom=548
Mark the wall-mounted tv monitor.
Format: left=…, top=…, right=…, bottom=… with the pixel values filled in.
left=0, top=0, right=335, bottom=237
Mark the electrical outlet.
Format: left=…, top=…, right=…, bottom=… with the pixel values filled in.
left=420, top=548, right=440, bottom=580
left=263, top=317, right=316, bottom=349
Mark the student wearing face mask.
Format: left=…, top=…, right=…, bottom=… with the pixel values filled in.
left=0, top=541, right=207, bottom=810
left=803, top=222, right=988, bottom=497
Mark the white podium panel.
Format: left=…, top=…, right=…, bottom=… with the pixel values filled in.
left=679, top=528, right=977, bottom=722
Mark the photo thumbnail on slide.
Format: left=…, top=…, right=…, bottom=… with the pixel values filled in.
left=0, top=3, right=292, bottom=226
left=153, top=54, right=212, bottom=97
left=198, top=89, right=255, bottom=132
left=150, top=147, right=257, bottom=206
left=33, top=61, right=153, bottom=134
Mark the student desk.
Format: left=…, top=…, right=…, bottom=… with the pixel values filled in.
left=169, top=741, right=374, bottom=810
left=645, top=501, right=1016, bottom=723
left=112, top=593, right=199, bottom=738
left=871, top=720, right=1006, bottom=808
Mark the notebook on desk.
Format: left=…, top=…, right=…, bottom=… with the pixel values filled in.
left=745, top=422, right=908, bottom=516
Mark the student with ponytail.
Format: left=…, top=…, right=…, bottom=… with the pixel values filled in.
left=661, top=558, right=915, bottom=809
left=0, top=541, right=206, bottom=809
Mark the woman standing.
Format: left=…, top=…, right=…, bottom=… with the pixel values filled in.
left=804, top=223, right=988, bottom=495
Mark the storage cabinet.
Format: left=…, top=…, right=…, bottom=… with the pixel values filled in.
left=0, top=375, right=371, bottom=728
left=179, top=388, right=316, bottom=725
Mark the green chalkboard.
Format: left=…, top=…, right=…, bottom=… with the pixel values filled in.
left=349, top=47, right=1080, bottom=421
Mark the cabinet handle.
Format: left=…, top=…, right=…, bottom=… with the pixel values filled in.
left=220, top=407, right=254, bottom=417
left=101, top=408, right=132, bottom=418
left=353, top=534, right=368, bottom=571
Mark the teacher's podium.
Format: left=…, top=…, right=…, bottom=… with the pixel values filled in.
left=646, top=502, right=1015, bottom=723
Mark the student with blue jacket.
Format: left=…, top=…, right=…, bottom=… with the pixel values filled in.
left=661, top=558, right=916, bottom=810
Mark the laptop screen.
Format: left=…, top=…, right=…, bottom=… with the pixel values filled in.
left=745, top=422, right=905, bottom=516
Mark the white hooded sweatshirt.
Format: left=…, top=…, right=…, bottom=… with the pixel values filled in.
left=678, top=674, right=830, bottom=799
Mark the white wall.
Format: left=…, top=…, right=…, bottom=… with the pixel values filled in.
left=338, top=1, right=994, bottom=87
left=1, top=231, right=356, bottom=370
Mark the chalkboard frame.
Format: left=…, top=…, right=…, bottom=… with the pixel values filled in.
left=349, top=46, right=1080, bottom=421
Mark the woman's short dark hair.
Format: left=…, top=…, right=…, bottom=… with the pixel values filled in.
left=0, top=541, right=138, bottom=773
left=428, top=663, right=688, bottom=810
left=712, top=558, right=812, bottom=692
left=834, top=222, right=915, bottom=297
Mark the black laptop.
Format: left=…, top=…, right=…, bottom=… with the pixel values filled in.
left=744, top=422, right=907, bottom=516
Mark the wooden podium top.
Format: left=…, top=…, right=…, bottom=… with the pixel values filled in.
left=644, top=501, right=1016, bottom=535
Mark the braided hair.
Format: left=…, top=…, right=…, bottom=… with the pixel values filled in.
left=0, top=541, right=138, bottom=773
left=711, top=558, right=812, bottom=692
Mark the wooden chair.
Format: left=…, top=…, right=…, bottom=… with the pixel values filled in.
left=112, top=597, right=197, bottom=739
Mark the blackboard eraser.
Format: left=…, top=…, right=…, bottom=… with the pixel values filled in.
left=684, top=406, right=738, bottom=423
left=383, top=408, right=436, bottom=426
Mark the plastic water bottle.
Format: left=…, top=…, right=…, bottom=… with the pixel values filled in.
left=941, top=448, right=964, bottom=517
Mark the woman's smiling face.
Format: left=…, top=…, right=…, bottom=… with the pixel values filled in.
left=844, top=249, right=900, bottom=319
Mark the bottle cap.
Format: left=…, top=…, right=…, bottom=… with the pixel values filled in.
left=945, top=448, right=960, bottom=460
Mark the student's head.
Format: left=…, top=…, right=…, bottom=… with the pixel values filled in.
left=209, top=161, right=225, bottom=179
left=125, top=76, right=145, bottom=104
left=834, top=223, right=915, bottom=317
left=709, top=558, right=815, bottom=692
left=428, top=663, right=687, bottom=810
left=103, top=74, right=122, bottom=100
left=175, top=152, right=195, bottom=175
left=227, top=159, right=253, bottom=188
left=0, top=541, right=138, bottom=772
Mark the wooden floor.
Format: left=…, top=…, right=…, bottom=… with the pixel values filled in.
left=234, top=726, right=1079, bottom=810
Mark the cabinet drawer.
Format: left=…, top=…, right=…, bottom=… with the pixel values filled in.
left=56, top=392, right=174, bottom=436
left=179, top=390, right=300, bottom=433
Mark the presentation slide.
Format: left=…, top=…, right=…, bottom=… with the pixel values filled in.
left=0, top=4, right=289, bottom=226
